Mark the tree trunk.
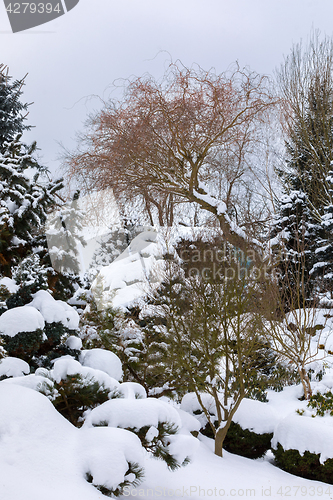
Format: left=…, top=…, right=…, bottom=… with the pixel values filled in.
left=214, top=424, right=230, bottom=457
left=298, top=366, right=312, bottom=399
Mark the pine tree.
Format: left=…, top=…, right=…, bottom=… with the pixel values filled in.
left=0, top=68, right=31, bottom=149
left=310, top=167, right=333, bottom=302
left=0, top=134, right=63, bottom=275
left=269, top=190, right=319, bottom=303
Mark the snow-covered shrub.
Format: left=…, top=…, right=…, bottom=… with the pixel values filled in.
left=182, top=393, right=275, bottom=459
left=0, top=305, right=45, bottom=362
left=37, top=356, right=121, bottom=426
left=273, top=444, right=333, bottom=483
left=46, top=373, right=112, bottom=426
left=80, top=348, right=123, bottom=382
left=0, top=356, right=30, bottom=379
left=79, top=427, right=144, bottom=497
left=272, top=414, right=333, bottom=483
left=6, top=254, right=49, bottom=309
left=222, top=422, right=273, bottom=459
left=83, top=397, right=189, bottom=470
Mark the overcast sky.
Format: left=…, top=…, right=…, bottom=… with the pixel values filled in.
left=1, top=0, right=333, bottom=179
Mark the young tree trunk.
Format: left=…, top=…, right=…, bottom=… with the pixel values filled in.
left=298, top=366, right=312, bottom=399
left=214, top=423, right=230, bottom=457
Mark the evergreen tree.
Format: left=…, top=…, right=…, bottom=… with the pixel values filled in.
left=283, top=80, right=333, bottom=212
left=0, top=134, right=63, bottom=275
left=0, top=68, right=31, bottom=149
left=310, top=168, right=333, bottom=301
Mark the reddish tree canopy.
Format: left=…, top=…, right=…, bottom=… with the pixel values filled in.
left=66, top=62, right=276, bottom=263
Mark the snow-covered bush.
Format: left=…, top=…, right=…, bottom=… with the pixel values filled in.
left=37, top=356, right=121, bottom=426
left=272, top=414, right=333, bottom=483
left=0, top=305, right=45, bottom=362
left=83, top=397, right=190, bottom=470
left=0, top=356, right=29, bottom=378
left=0, top=290, right=83, bottom=367
left=0, top=382, right=145, bottom=497
left=182, top=393, right=276, bottom=459
left=79, top=427, right=144, bottom=497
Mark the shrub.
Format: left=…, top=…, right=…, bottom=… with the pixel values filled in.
left=127, top=421, right=188, bottom=470
left=273, top=442, right=333, bottom=483
left=42, top=373, right=111, bottom=426
left=200, top=420, right=272, bottom=459
left=222, top=422, right=273, bottom=459
left=85, top=461, right=144, bottom=497
left=308, top=390, right=333, bottom=416
left=1, top=329, right=44, bottom=363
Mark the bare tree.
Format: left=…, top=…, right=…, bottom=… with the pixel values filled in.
left=277, top=31, right=333, bottom=215
left=264, top=236, right=327, bottom=400
left=65, top=62, right=276, bottom=264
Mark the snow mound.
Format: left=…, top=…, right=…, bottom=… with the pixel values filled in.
left=233, top=398, right=279, bottom=434
left=77, top=427, right=144, bottom=492
left=0, top=381, right=142, bottom=500
left=168, top=433, right=200, bottom=463
left=0, top=357, right=30, bottom=377
left=118, top=381, right=147, bottom=399
left=48, top=356, right=120, bottom=393
left=65, top=335, right=82, bottom=350
left=80, top=348, right=123, bottom=381
left=177, top=408, right=201, bottom=434
left=83, top=397, right=181, bottom=430
left=272, top=414, right=333, bottom=464
left=0, top=277, right=19, bottom=294
left=181, top=392, right=216, bottom=428
left=0, top=306, right=45, bottom=337
left=28, top=290, right=80, bottom=329
left=2, top=373, right=54, bottom=392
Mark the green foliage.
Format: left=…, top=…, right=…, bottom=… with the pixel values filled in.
left=0, top=284, right=11, bottom=302
left=85, top=461, right=144, bottom=497
left=273, top=442, right=333, bottom=484
left=222, top=422, right=273, bottom=459
left=1, top=329, right=44, bottom=363
left=128, top=422, right=188, bottom=470
left=200, top=420, right=272, bottom=459
left=307, top=390, right=333, bottom=416
left=44, top=373, right=111, bottom=427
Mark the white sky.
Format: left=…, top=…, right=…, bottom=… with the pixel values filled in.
left=1, top=0, right=333, bottom=178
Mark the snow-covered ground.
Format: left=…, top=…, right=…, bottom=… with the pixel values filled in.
left=1, top=348, right=333, bottom=499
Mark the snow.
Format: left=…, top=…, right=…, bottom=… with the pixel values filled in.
left=65, top=335, right=82, bottom=350
left=80, top=348, right=123, bottom=381
left=28, top=290, right=80, bottom=329
left=2, top=373, right=54, bottom=392
left=177, top=408, right=201, bottom=434
left=0, top=382, right=143, bottom=500
left=0, top=277, right=19, bottom=294
left=117, top=381, right=147, bottom=399
left=0, top=305, right=45, bottom=337
left=47, top=356, right=120, bottom=393
left=272, top=414, right=333, bottom=464
left=0, top=356, right=30, bottom=377
left=83, top=397, right=182, bottom=430
left=233, top=398, right=279, bottom=434
left=77, top=426, right=144, bottom=491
